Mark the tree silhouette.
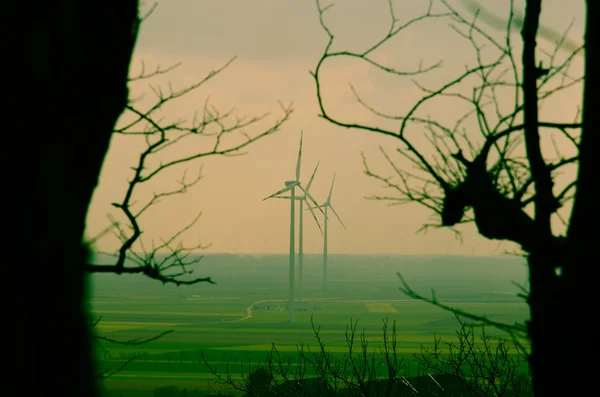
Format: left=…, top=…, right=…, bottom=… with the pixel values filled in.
left=312, top=0, right=597, bottom=395
left=246, top=367, right=276, bottom=397
left=7, top=1, right=140, bottom=396
left=415, top=314, right=531, bottom=396
left=206, top=315, right=530, bottom=396
left=6, top=1, right=292, bottom=395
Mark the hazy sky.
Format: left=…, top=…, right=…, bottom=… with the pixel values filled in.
left=85, top=0, right=584, bottom=256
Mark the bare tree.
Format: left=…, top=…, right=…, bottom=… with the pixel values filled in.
left=204, top=315, right=529, bottom=396
left=7, top=1, right=291, bottom=394
left=415, top=314, right=531, bottom=397
left=84, top=33, right=293, bottom=286
left=312, top=0, right=596, bottom=395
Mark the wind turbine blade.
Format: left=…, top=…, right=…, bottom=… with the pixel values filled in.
left=329, top=205, right=347, bottom=229
left=328, top=173, right=336, bottom=202
left=298, top=185, right=326, bottom=217
left=305, top=161, right=320, bottom=192
left=305, top=204, right=329, bottom=218
left=273, top=195, right=292, bottom=199
left=296, top=130, right=303, bottom=181
left=262, top=183, right=297, bottom=201
left=306, top=204, right=323, bottom=235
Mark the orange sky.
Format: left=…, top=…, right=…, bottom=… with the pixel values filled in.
left=85, top=0, right=584, bottom=256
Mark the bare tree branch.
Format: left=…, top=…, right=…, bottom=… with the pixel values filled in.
left=313, top=0, right=581, bottom=254
left=86, top=56, right=293, bottom=286
left=397, top=272, right=528, bottom=336
left=90, top=317, right=173, bottom=379
left=95, top=330, right=174, bottom=346
left=97, top=355, right=137, bottom=380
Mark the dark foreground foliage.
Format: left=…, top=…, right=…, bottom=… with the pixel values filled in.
left=202, top=315, right=531, bottom=397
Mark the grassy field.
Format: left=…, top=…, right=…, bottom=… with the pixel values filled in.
left=90, top=254, right=530, bottom=396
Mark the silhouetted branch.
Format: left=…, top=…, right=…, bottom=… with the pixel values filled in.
left=128, top=61, right=182, bottom=82
left=90, top=317, right=174, bottom=379
left=397, top=272, right=528, bottom=336
left=84, top=262, right=215, bottom=285
left=96, top=330, right=174, bottom=345
left=97, top=355, right=137, bottom=379
left=86, top=52, right=293, bottom=285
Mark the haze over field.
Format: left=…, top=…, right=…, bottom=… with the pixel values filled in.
left=90, top=253, right=528, bottom=303
left=89, top=254, right=530, bottom=396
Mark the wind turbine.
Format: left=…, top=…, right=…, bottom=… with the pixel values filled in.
left=310, top=173, right=346, bottom=292
left=263, top=131, right=323, bottom=323
left=273, top=162, right=323, bottom=301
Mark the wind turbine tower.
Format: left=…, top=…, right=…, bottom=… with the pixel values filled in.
left=312, top=174, right=346, bottom=292
left=274, top=162, right=323, bottom=301
left=263, top=132, right=323, bottom=322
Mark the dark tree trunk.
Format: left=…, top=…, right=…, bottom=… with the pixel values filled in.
left=520, top=2, right=564, bottom=395
left=565, top=0, right=598, bottom=392
left=6, top=2, right=139, bottom=395
left=524, top=1, right=597, bottom=396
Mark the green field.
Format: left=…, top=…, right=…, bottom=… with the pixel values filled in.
left=90, top=254, right=530, bottom=396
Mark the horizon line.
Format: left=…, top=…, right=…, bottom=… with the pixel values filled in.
left=91, top=250, right=519, bottom=258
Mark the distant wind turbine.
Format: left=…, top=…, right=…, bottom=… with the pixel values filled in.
left=309, top=173, right=346, bottom=292
left=263, top=131, right=323, bottom=322
left=273, top=161, right=323, bottom=301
